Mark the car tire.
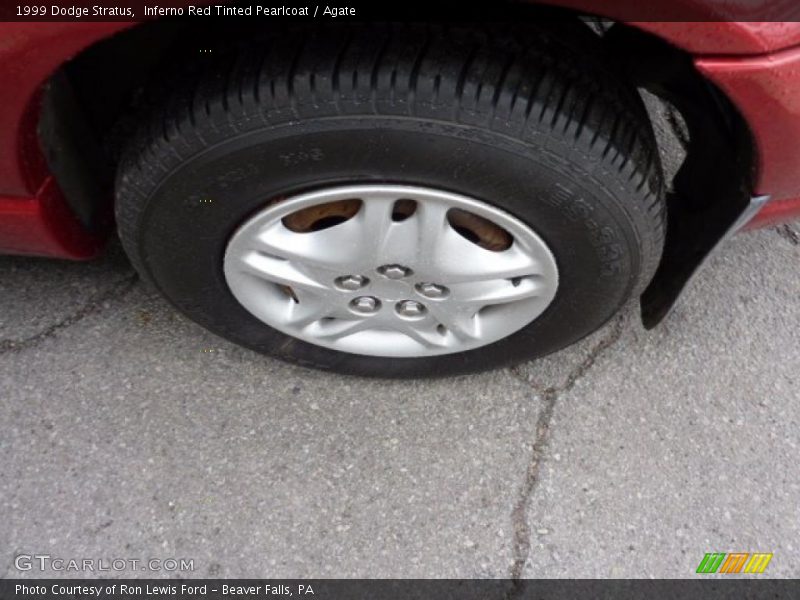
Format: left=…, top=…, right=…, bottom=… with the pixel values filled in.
left=116, top=23, right=665, bottom=377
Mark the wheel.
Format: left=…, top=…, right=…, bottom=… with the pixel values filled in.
left=116, top=23, right=665, bottom=378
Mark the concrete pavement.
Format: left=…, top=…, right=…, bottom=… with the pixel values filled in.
left=1, top=221, right=798, bottom=578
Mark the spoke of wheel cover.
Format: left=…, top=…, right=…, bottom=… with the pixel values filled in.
left=393, top=318, right=452, bottom=349
left=238, top=251, right=329, bottom=291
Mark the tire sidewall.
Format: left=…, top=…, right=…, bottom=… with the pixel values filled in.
left=129, top=117, right=644, bottom=376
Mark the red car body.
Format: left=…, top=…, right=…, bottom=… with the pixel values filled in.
left=1, top=5, right=800, bottom=259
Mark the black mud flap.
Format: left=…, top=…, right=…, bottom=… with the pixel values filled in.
left=640, top=194, right=769, bottom=328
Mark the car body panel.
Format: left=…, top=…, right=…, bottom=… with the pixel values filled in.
left=696, top=46, right=800, bottom=228
left=0, top=177, right=106, bottom=258
left=1, top=11, right=800, bottom=258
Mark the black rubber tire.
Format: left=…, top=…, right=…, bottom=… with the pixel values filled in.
left=116, top=23, right=665, bottom=378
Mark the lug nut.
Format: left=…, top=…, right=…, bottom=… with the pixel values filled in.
left=377, top=264, right=412, bottom=279
left=416, top=282, right=449, bottom=299
left=335, top=275, right=369, bottom=291
left=396, top=300, right=427, bottom=318
left=350, top=296, right=381, bottom=314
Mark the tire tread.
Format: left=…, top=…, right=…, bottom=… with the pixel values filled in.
left=117, top=21, right=665, bottom=297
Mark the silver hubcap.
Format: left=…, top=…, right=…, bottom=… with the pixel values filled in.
left=223, top=185, right=559, bottom=357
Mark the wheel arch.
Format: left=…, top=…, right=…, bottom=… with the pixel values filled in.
left=5, top=5, right=774, bottom=199
left=4, top=7, right=758, bottom=328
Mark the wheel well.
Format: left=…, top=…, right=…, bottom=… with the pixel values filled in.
left=600, top=23, right=756, bottom=326
left=39, top=12, right=756, bottom=326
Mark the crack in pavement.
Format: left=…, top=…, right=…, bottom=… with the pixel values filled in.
left=775, top=224, right=800, bottom=246
left=0, top=273, right=138, bottom=355
left=506, top=314, right=625, bottom=582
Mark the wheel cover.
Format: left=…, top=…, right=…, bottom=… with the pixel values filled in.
left=223, top=185, right=559, bottom=357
